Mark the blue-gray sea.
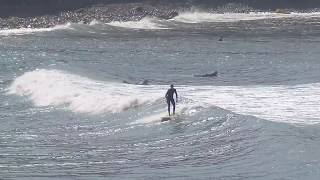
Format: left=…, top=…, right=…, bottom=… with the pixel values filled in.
left=1, top=12, right=320, bottom=179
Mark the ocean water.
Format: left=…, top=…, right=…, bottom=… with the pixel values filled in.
left=1, top=11, right=320, bottom=179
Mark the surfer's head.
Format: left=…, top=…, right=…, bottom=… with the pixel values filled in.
left=170, top=84, right=174, bottom=88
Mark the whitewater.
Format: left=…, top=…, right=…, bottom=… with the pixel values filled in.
left=7, top=69, right=320, bottom=124
left=1, top=10, right=320, bottom=179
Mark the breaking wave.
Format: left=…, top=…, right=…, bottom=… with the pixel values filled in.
left=7, top=69, right=320, bottom=125
left=2, top=11, right=320, bottom=34
left=0, top=23, right=72, bottom=36
left=7, top=69, right=162, bottom=114
left=174, top=11, right=320, bottom=23
left=107, top=17, right=169, bottom=30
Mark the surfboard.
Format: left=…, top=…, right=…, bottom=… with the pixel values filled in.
left=161, top=115, right=178, bottom=122
left=161, top=116, right=172, bottom=122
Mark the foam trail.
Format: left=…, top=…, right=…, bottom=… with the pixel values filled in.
left=174, top=12, right=320, bottom=23
left=107, top=17, right=168, bottom=30
left=131, top=103, right=194, bottom=125
left=0, top=23, right=72, bottom=36
left=8, top=69, right=162, bottom=114
left=183, top=84, right=320, bottom=124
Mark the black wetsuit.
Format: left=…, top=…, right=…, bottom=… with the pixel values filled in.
left=165, top=88, right=178, bottom=116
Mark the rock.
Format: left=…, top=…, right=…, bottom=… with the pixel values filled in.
left=134, top=7, right=145, bottom=13
left=0, top=3, right=181, bottom=29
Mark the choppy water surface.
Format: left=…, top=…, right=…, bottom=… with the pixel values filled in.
left=1, top=12, right=320, bottom=179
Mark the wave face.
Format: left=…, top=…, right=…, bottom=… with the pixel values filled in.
left=8, top=69, right=320, bottom=124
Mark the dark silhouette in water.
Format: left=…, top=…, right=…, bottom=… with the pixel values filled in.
left=165, top=84, right=178, bottom=116
left=194, top=71, right=218, bottom=78
left=122, top=79, right=149, bottom=85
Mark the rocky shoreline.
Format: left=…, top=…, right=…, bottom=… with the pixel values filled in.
left=0, top=3, right=179, bottom=29
left=0, top=2, right=319, bottom=30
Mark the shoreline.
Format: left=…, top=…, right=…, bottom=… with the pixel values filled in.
left=0, top=1, right=320, bottom=30
left=0, top=3, right=180, bottom=29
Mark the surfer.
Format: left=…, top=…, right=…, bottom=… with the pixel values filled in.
left=165, top=84, right=178, bottom=116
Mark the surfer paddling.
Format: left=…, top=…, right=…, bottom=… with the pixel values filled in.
left=165, top=84, right=178, bottom=116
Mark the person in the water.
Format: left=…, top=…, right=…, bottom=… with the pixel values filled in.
left=165, top=84, right=178, bottom=116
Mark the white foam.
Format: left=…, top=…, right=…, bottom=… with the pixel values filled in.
left=8, top=69, right=320, bottom=124
left=174, top=11, right=320, bottom=23
left=107, top=17, right=168, bottom=30
left=0, top=23, right=72, bottom=36
left=131, top=102, right=199, bottom=125
left=7, top=69, right=162, bottom=114
left=89, top=19, right=100, bottom=26
left=132, top=111, right=168, bottom=125
left=182, top=84, right=320, bottom=124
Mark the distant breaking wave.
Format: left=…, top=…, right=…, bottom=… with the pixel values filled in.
left=1, top=0, right=320, bottom=30
left=0, top=23, right=72, bottom=36
left=2, top=11, right=320, bottom=34
left=174, top=11, right=320, bottom=23
left=1, top=9, right=320, bottom=35
left=107, top=17, right=169, bottom=30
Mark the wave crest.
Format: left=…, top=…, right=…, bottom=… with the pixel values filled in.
left=0, top=23, right=71, bottom=36
left=174, top=11, right=320, bottom=23
left=8, top=69, right=161, bottom=114
left=107, top=17, right=169, bottom=30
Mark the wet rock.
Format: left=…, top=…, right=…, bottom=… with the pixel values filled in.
left=0, top=3, right=182, bottom=29
left=134, top=6, right=145, bottom=13
left=157, top=11, right=179, bottom=20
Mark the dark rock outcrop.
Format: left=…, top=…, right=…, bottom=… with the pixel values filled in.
left=0, top=2, right=179, bottom=29
left=0, top=0, right=319, bottom=29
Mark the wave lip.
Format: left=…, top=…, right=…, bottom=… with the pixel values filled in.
left=7, top=69, right=161, bottom=114
left=0, top=23, right=71, bottom=36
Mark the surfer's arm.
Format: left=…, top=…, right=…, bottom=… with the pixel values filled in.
left=174, top=90, right=178, bottom=102
left=165, top=90, right=169, bottom=99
